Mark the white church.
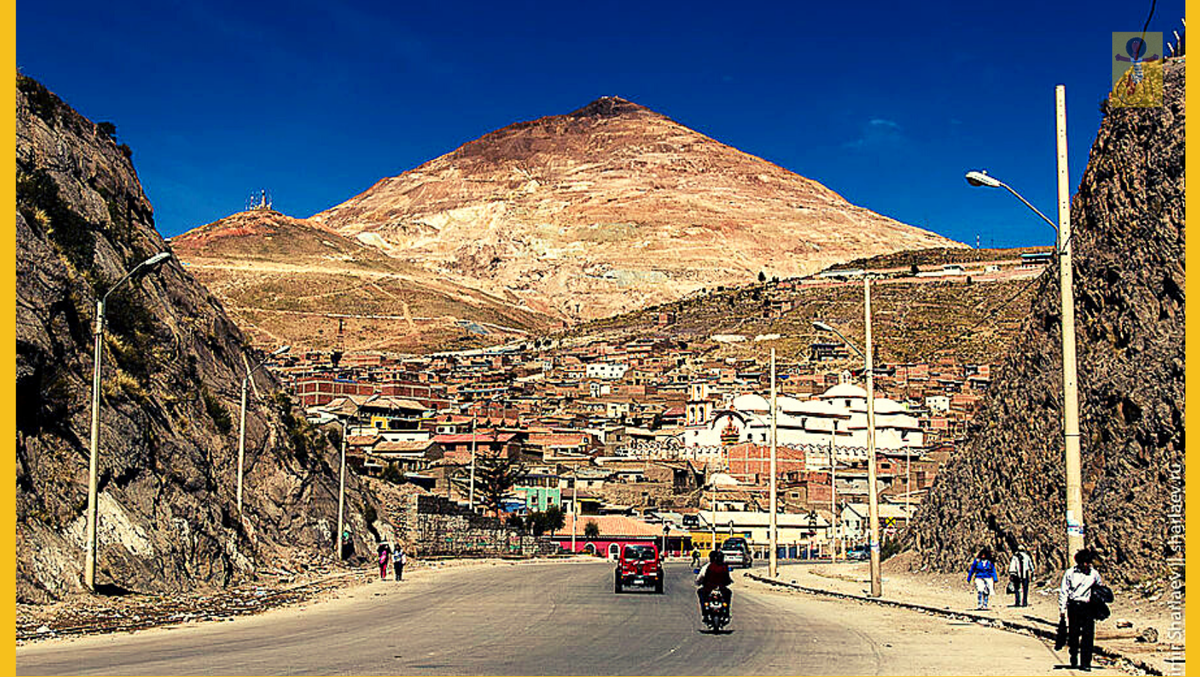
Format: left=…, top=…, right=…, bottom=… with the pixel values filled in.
left=681, top=372, right=924, bottom=458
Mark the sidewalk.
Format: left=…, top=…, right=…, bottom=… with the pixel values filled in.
left=747, top=556, right=1182, bottom=676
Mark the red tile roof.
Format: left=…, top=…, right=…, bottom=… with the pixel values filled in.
left=559, top=514, right=688, bottom=538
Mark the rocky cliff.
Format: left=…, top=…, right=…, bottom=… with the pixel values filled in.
left=311, top=96, right=962, bottom=322
left=910, top=60, right=1185, bottom=586
left=16, top=74, right=382, bottom=602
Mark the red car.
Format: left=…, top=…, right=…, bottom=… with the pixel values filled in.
left=614, top=543, right=664, bottom=594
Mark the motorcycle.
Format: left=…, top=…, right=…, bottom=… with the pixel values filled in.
left=702, top=588, right=731, bottom=632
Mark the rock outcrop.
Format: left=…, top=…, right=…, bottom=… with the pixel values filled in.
left=16, top=74, right=382, bottom=602
left=310, top=96, right=962, bottom=323
left=911, top=60, right=1185, bottom=586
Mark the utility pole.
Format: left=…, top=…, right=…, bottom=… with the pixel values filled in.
left=336, top=419, right=347, bottom=559
left=237, top=345, right=289, bottom=516
left=1056, top=84, right=1085, bottom=561
left=571, top=469, right=578, bottom=553
left=830, top=431, right=838, bottom=564
left=84, top=299, right=104, bottom=592
left=237, top=377, right=248, bottom=514
left=468, top=411, right=478, bottom=510
left=864, top=277, right=883, bottom=597
left=769, top=348, right=778, bottom=578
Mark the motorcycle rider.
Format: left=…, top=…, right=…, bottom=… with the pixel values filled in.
left=695, top=548, right=733, bottom=621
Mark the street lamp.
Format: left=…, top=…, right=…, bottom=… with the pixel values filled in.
left=964, top=85, right=1082, bottom=561
left=813, top=288, right=883, bottom=597
left=336, top=417, right=348, bottom=559
left=333, top=397, right=361, bottom=560
left=237, top=345, right=290, bottom=515
left=85, top=251, right=171, bottom=592
left=768, top=348, right=779, bottom=578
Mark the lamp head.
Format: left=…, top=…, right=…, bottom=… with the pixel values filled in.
left=812, top=321, right=835, bottom=333
left=143, top=251, right=171, bottom=268
left=965, top=170, right=1002, bottom=188
left=272, top=345, right=291, bottom=356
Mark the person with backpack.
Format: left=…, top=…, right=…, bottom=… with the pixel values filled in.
left=393, top=545, right=406, bottom=581
left=1007, top=545, right=1035, bottom=607
left=1059, top=549, right=1106, bottom=671
left=967, top=547, right=999, bottom=610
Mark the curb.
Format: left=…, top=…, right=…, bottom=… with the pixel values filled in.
left=745, top=572, right=1162, bottom=676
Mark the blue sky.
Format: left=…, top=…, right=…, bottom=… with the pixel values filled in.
left=17, top=0, right=1183, bottom=246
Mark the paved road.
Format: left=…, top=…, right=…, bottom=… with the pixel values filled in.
left=17, top=561, right=1096, bottom=676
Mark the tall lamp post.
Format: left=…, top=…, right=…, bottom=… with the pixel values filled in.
left=768, top=348, right=779, bottom=578
left=85, top=251, right=172, bottom=592
left=237, top=345, right=290, bottom=515
left=814, top=289, right=883, bottom=597
left=964, top=84, right=1082, bottom=561
left=336, top=417, right=348, bottom=558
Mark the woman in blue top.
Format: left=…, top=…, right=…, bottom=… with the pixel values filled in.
left=967, top=547, right=999, bottom=610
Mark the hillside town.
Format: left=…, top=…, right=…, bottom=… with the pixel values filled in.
left=271, top=324, right=994, bottom=560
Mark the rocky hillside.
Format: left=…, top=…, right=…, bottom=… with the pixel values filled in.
left=557, top=248, right=1043, bottom=366
left=171, top=209, right=553, bottom=353
left=16, top=75, right=384, bottom=602
left=910, top=60, right=1185, bottom=586
left=311, top=96, right=962, bottom=322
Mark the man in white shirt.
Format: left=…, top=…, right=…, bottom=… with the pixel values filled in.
left=1058, top=549, right=1102, bottom=670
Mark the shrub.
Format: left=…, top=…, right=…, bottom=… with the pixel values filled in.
left=201, top=387, right=233, bottom=434
left=381, top=464, right=404, bottom=484
left=17, top=169, right=96, bottom=271
left=96, top=121, right=117, bottom=141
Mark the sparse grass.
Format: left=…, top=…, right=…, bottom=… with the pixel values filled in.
left=201, top=387, right=233, bottom=434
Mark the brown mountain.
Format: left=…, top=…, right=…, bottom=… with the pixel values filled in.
left=311, top=96, right=963, bottom=322
left=171, top=209, right=554, bottom=353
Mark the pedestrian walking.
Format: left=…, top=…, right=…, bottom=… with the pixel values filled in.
left=691, top=548, right=702, bottom=571
left=1059, top=549, right=1103, bottom=671
left=377, top=543, right=391, bottom=580
left=1007, top=546, right=1034, bottom=607
left=967, top=547, right=999, bottom=610
left=393, top=545, right=406, bottom=581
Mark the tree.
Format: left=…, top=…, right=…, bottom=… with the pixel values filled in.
left=508, top=514, right=525, bottom=533
left=475, top=454, right=526, bottom=516
left=544, top=505, right=565, bottom=536
left=96, top=121, right=117, bottom=141
left=527, top=511, right=547, bottom=536
left=910, top=263, right=920, bottom=276
left=584, top=520, right=600, bottom=540
left=758, top=271, right=767, bottom=283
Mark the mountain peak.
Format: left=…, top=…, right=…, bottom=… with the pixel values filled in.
left=568, top=96, right=652, bottom=119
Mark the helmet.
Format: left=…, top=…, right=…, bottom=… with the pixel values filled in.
left=710, top=549, right=725, bottom=564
